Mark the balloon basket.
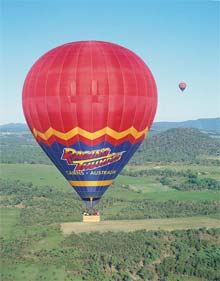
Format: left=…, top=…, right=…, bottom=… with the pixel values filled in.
left=82, top=210, right=101, bottom=222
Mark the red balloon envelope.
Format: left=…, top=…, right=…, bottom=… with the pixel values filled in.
left=179, top=82, right=187, bottom=92
left=22, top=41, right=157, bottom=207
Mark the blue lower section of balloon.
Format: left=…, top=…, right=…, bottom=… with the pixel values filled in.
left=74, top=185, right=109, bottom=201
left=39, top=140, right=142, bottom=204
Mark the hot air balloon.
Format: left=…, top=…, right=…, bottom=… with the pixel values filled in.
left=22, top=41, right=157, bottom=220
left=179, top=82, right=187, bottom=92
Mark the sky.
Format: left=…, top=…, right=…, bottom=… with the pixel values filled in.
left=0, top=0, right=219, bottom=125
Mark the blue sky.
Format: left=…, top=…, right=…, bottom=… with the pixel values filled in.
left=1, top=0, right=219, bottom=124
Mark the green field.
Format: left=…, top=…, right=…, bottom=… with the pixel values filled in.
left=0, top=208, right=21, bottom=238
left=168, top=275, right=206, bottom=281
left=0, top=163, right=67, bottom=189
left=1, top=161, right=220, bottom=281
left=1, top=163, right=219, bottom=203
left=127, top=162, right=220, bottom=173
left=1, top=206, right=219, bottom=281
left=61, top=216, right=220, bottom=234
left=0, top=263, right=81, bottom=281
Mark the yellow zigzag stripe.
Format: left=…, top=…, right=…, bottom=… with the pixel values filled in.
left=32, top=126, right=149, bottom=141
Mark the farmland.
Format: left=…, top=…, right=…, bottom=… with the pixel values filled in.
left=1, top=163, right=219, bottom=202
left=61, top=216, right=220, bottom=234
left=0, top=127, right=220, bottom=280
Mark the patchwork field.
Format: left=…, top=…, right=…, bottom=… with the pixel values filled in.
left=1, top=160, right=219, bottom=281
left=1, top=163, right=219, bottom=203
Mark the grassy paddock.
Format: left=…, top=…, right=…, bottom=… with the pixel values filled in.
left=0, top=163, right=67, bottom=189
left=127, top=163, right=220, bottom=173
left=0, top=263, right=81, bottom=281
left=168, top=274, right=206, bottom=281
left=0, top=164, right=168, bottom=192
left=1, top=163, right=219, bottom=203
left=144, top=190, right=220, bottom=202
left=115, top=174, right=172, bottom=192
left=61, top=216, right=220, bottom=234
left=0, top=208, right=21, bottom=238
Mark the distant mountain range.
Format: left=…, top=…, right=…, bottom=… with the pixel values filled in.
left=151, top=118, right=220, bottom=134
left=0, top=118, right=219, bottom=134
left=0, top=123, right=28, bottom=132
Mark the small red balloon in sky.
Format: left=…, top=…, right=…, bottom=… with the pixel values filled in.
left=179, top=82, right=187, bottom=92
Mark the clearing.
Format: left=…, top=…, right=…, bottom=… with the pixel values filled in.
left=61, top=216, right=220, bottom=234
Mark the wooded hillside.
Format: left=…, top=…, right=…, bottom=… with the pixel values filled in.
left=1, top=128, right=220, bottom=165
left=132, top=128, right=220, bottom=164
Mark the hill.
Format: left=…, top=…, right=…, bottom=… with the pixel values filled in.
left=0, top=123, right=28, bottom=132
left=1, top=127, right=220, bottom=165
left=132, top=128, right=220, bottom=163
left=151, top=117, right=220, bottom=134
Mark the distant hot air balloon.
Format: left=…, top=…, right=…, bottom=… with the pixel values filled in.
left=179, top=82, right=187, bottom=92
left=22, top=41, right=157, bottom=213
